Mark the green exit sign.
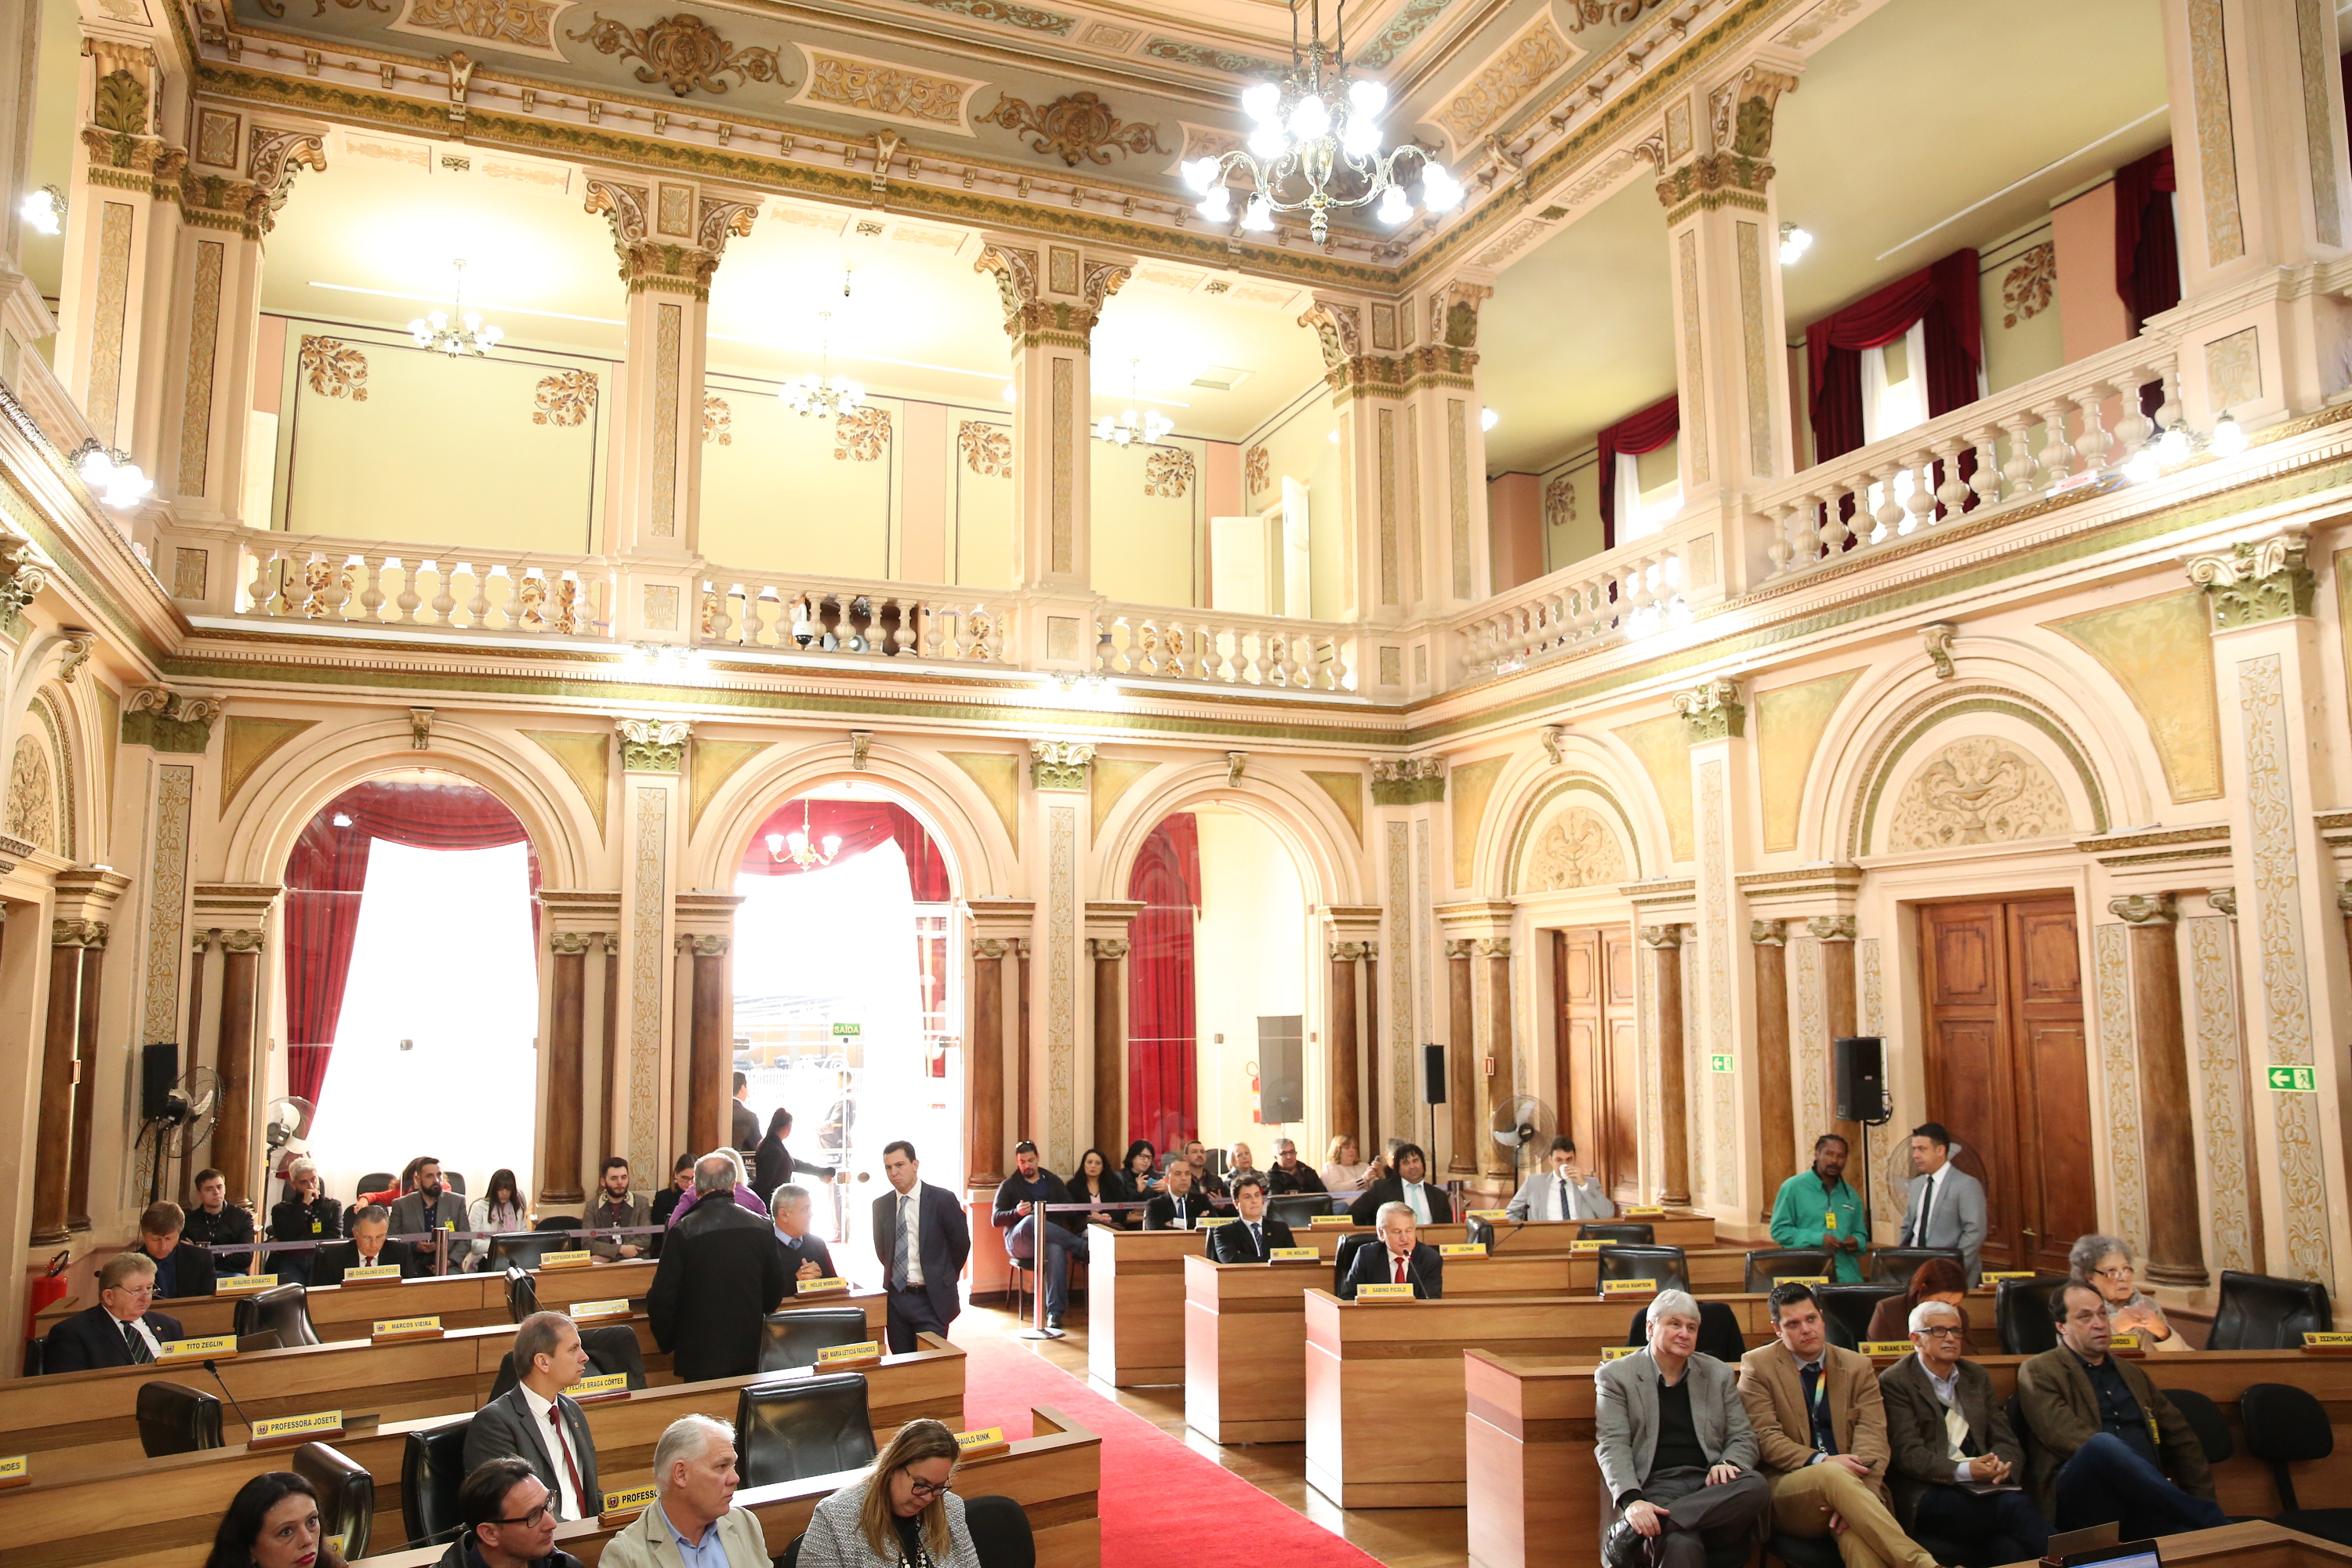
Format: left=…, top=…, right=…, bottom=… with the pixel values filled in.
left=831, top=1022, right=862, bottom=1037
left=2267, top=1065, right=2318, bottom=1093
left=1709, top=1054, right=1736, bottom=1073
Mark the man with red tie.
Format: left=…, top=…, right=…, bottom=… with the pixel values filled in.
left=1338, top=1201, right=1444, bottom=1299
left=463, top=1312, right=602, bottom=1522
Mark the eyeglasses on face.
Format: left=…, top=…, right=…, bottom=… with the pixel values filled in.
left=1917, top=1325, right=1964, bottom=1339
left=2092, top=1265, right=2133, bottom=1280
left=905, top=1475, right=954, bottom=1500
left=492, top=1502, right=554, bottom=1527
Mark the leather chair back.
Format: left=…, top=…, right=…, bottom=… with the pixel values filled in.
left=1624, top=1300, right=1746, bottom=1363
left=2162, top=1386, right=2233, bottom=1465
left=292, top=1439, right=376, bottom=1560
left=1994, top=1276, right=2069, bottom=1356
left=2240, top=1382, right=2334, bottom=1512
left=503, top=1265, right=539, bottom=1323
left=1331, top=1233, right=1377, bottom=1294
left=1265, top=1194, right=1331, bottom=1232
left=444, top=1171, right=466, bottom=1195
left=533, top=1216, right=585, bottom=1253
left=399, top=1411, right=474, bottom=1546
left=580, top=1323, right=648, bottom=1388
left=735, top=1372, right=877, bottom=1489
left=483, top=1232, right=561, bottom=1273
left=1579, top=1223, right=1656, bottom=1245
left=1865, top=1247, right=1965, bottom=1287
left=1742, top=1248, right=1831, bottom=1293
left=1813, top=1283, right=1900, bottom=1350
left=134, top=1380, right=223, bottom=1457
left=354, top=1173, right=394, bottom=1207
left=1596, top=1244, right=1688, bottom=1296
left=20, top=1338, right=40, bottom=1377
left=964, top=1495, right=1036, bottom=1568
left=2210, top=1269, right=2332, bottom=1350
left=759, top=1308, right=869, bottom=1373
left=489, top=1351, right=521, bottom=1403
left=233, top=1284, right=320, bottom=1348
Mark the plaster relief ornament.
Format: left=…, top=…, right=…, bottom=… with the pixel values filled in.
left=1886, top=736, right=2070, bottom=850
left=975, top=91, right=1171, bottom=166
left=565, top=13, right=787, bottom=96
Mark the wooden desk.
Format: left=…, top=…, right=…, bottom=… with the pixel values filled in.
left=353, top=1403, right=1103, bottom=1567
left=0, top=1338, right=967, bottom=1568
left=1462, top=1349, right=2352, bottom=1568
left=1452, top=1214, right=1719, bottom=1253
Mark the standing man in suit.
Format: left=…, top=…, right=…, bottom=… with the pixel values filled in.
left=1208, top=1174, right=1294, bottom=1261
left=584, top=1157, right=650, bottom=1262
left=1897, top=1123, right=1985, bottom=1283
left=132, top=1201, right=219, bottom=1298
left=873, top=1139, right=970, bottom=1353
left=1769, top=1134, right=1869, bottom=1283
left=463, top=1311, right=601, bottom=1521
left=731, top=1073, right=760, bottom=1155
left=1879, top=1298, right=2049, bottom=1562
left=1142, top=1160, right=1213, bottom=1229
left=1338, top=1202, right=1443, bottom=1299
left=1507, top=1135, right=1616, bottom=1222
left=771, top=1184, right=837, bottom=1290
left=1348, top=1142, right=1454, bottom=1226
left=648, top=1153, right=789, bottom=1382
left=42, top=1252, right=184, bottom=1372
left=310, top=1205, right=418, bottom=1285
left=389, top=1156, right=471, bottom=1274
left=1736, top=1283, right=1935, bottom=1568
left=1595, top=1287, right=1771, bottom=1568
left=993, top=1140, right=1087, bottom=1331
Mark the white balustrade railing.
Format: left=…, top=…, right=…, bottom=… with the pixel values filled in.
left=697, top=568, right=1000, bottom=662
left=1457, top=510, right=1719, bottom=676
left=238, top=535, right=615, bottom=637
left=1093, top=605, right=1355, bottom=691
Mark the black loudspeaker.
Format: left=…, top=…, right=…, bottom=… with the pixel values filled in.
left=1422, top=1044, right=1447, bottom=1105
left=141, top=1043, right=179, bottom=1120
left=1258, top=1014, right=1303, bottom=1123
left=1833, top=1036, right=1883, bottom=1122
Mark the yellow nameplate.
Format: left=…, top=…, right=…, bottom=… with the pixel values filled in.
left=0, top=1455, right=27, bottom=1490
left=370, top=1316, right=443, bottom=1341
left=216, top=1275, right=277, bottom=1295
left=1602, top=1278, right=1659, bottom=1296
left=1354, top=1283, right=1416, bottom=1300
left=1778, top=1276, right=1829, bottom=1285
left=1599, top=1345, right=1640, bottom=1361
left=954, top=1426, right=1010, bottom=1458
left=249, top=1410, right=343, bottom=1448
left=2109, top=1332, right=2143, bottom=1352
left=1860, top=1341, right=1915, bottom=1356
left=157, top=1334, right=238, bottom=1363
left=794, top=1276, right=851, bottom=1295
left=600, top=1483, right=659, bottom=1524
left=1624, top=1206, right=1666, bottom=1217
left=2303, top=1331, right=2352, bottom=1352
left=571, top=1373, right=630, bottom=1402
left=1572, top=1239, right=1613, bottom=1253
left=1465, top=1209, right=1510, bottom=1221
left=1309, top=1214, right=1356, bottom=1228
left=1439, top=1243, right=1487, bottom=1258
left=342, top=1264, right=402, bottom=1283
left=538, top=1250, right=594, bottom=1271
left=1269, top=1247, right=1320, bottom=1261
left=1197, top=1216, right=1236, bottom=1228
left=816, top=1340, right=883, bottom=1367
left=568, top=1298, right=629, bottom=1321
left=1980, top=1270, right=2037, bottom=1283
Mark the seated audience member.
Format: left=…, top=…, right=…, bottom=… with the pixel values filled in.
left=650, top=1154, right=695, bottom=1227
left=1595, top=1287, right=1772, bottom=1568
left=1068, top=1147, right=1126, bottom=1215
left=469, top=1169, right=528, bottom=1259
left=1142, top=1160, right=1212, bottom=1230
left=1338, top=1201, right=1443, bottom=1299
left=797, top=1417, right=982, bottom=1568
left=463, top=1312, right=600, bottom=1521
left=310, top=1204, right=417, bottom=1284
left=753, top=1107, right=835, bottom=1204
left=773, top=1183, right=838, bottom=1289
left=184, top=1167, right=257, bottom=1269
left=1507, top=1134, right=1616, bottom=1222
left=45, top=1250, right=182, bottom=1371
left=2016, top=1281, right=2224, bottom=1535
left=1266, top=1138, right=1327, bottom=1195
left=1736, top=1282, right=1933, bottom=1568
left=1768, top=1134, right=1867, bottom=1283
left=1209, top=1173, right=1295, bottom=1262
left=1865, top=1258, right=1975, bottom=1352
left=390, top=1156, right=471, bottom=1272
left=601, top=1415, right=768, bottom=1568
left=135, top=1200, right=220, bottom=1297
left=1348, top=1142, right=1454, bottom=1226
left=993, top=1139, right=1088, bottom=1330
left=585, top=1157, right=649, bottom=1262
left=205, top=1471, right=346, bottom=1568
left=269, top=1157, right=342, bottom=1283
left=1119, top=1141, right=1162, bottom=1212
left=664, top=1148, right=765, bottom=1229
left=2071, top=1233, right=2187, bottom=1351
left=356, top=1160, right=414, bottom=1220
left=648, top=1154, right=789, bottom=1383
left=1225, top=1141, right=1261, bottom=1183
left=437, top=1458, right=583, bottom=1568
left=1320, top=1134, right=1370, bottom=1192
left=1181, top=1139, right=1227, bottom=1199
left=1880, top=1299, right=2049, bottom=1563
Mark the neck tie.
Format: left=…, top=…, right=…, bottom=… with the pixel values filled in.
left=1249, top=1223, right=1261, bottom=1257
left=1801, top=1362, right=1830, bottom=1454
left=1917, top=1174, right=1936, bottom=1241
left=1559, top=1174, right=1571, bottom=1218
left=892, top=1196, right=912, bottom=1290
left=1393, top=1253, right=1406, bottom=1285
left=122, top=1321, right=153, bottom=1364
left=548, top=1406, right=585, bottom=1518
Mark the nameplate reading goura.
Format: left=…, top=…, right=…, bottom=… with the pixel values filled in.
left=954, top=1427, right=1010, bottom=1458
left=157, top=1334, right=238, bottom=1362
left=371, top=1316, right=444, bottom=1341
left=1601, top=1279, right=1658, bottom=1296
left=1354, top=1283, right=1416, bottom=1300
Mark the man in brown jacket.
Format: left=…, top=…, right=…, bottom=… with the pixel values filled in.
left=2015, top=1282, right=2226, bottom=1534
left=1737, top=1283, right=1940, bottom=1568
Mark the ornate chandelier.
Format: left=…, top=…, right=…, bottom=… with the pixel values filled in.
left=765, top=800, right=842, bottom=869
left=408, top=260, right=503, bottom=357
left=1181, top=0, right=1461, bottom=243
left=1094, top=360, right=1172, bottom=447
left=779, top=310, right=866, bottom=419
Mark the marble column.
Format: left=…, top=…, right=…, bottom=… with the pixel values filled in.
left=1811, top=915, right=1861, bottom=1149
left=1681, top=677, right=1759, bottom=1220
left=1751, top=919, right=1795, bottom=1207
left=681, top=934, right=731, bottom=1159
left=1014, top=938, right=1032, bottom=1146
left=2111, top=894, right=2209, bottom=1287
left=1445, top=939, right=1476, bottom=1174
left=64, top=924, right=104, bottom=1232
left=598, top=931, right=621, bottom=1167
left=543, top=932, right=590, bottom=1206
left=1642, top=927, right=1691, bottom=1207
left=1323, top=904, right=1381, bottom=1158
left=968, top=938, right=1008, bottom=1187
left=616, top=717, right=690, bottom=1183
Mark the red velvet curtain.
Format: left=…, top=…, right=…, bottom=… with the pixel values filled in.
left=1595, top=395, right=1681, bottom=551
left=2115, top=145, right=2180, bottom=335
left=1126, top=814, right=1199, bottom=1153
left=283, top=779, right=536, bottom=1105
left=1806, top=249, right=1982, bottom=466
left=736, top=799, right=949, bottom=902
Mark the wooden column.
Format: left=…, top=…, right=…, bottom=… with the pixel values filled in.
left=1362, top=943, right=1381, bottom=1159
left=1329, top=943, right=1363, bottom=1151
left=684, top=936, right=730, bottom=1159
left=212, top=931, right=263, bottom=1207
left=2113, top=895, right=2209, bottom=1287
left=31, top=927, right=85, bottom=1244
left=1091, top=938, right=1127, bottom=1153
left=1446, top=940, right=1477, bottom=1174
left=181, top=933, right=209, bottom=1207
left=66, top=930, right=107, bottom=1232
left=1751, top=920, right=1795, bottom=1210
left=1483, top=938, right=1515, bottom=1181
left=542, top=933, right=590, bottom=1205
left=1014, top=938, right=1032, bottom=1145
left=1810, top=916, right=1860, bottom=1149
left=1642, top=926, right=1690, bottom=1207
left=969, top=938, right=1008, bottom=1186
left=598, top=933, right=620, bottom=1166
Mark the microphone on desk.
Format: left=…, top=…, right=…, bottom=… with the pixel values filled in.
left=203, top=1359, right=256, bottom=1439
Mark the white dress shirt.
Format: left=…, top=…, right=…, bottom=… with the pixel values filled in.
left=518, top=1382, right=586, bottom=1521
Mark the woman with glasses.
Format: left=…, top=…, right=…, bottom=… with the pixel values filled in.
left=2070, top=1232, right=2188, bottom=1350
left=799, top=1418, right=981, bottom=1568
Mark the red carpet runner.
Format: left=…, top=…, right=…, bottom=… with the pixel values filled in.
left=954, top=1316, right=1385, bottom=1566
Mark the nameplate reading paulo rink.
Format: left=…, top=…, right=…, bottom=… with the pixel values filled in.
left=600, top=1485, right=659, bottom=1527
left=571, top=1373, right=630, bottom=1403
left=249, top=1411, right=345, bottom=1450
left=2304, top=1331, right=2352, bottom=1354
left=341, top=1264, right=402, bottom=1284
left=794, top=1277, right=851, bottom=1296
left=1601, top=1279, right=1658, bottom=1297
left=157, top=1334, right=239, bottom=1363
left=816, top=1340, right=884, bottom=1370
left=1269, top=1247, right=1319, bottom=1262
left=1354, top=1283, right=1416, bottom=1301
left=371, top=1316, right=445, bottom=1342
left=955, top=1426, right=1010, bottom=1459
left=568, top=1298, right=629, bottom=1321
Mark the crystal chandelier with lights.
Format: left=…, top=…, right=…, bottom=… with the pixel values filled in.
left=408, top=259, right=503, bottom=357
left=1094, top=360, right=1172, bottom=447
left=765, top=800, right=842, bottom=869
left=779, top=310, right=866, bottom=419
left=1181, top=0, right=1461, bottom=243
left=70, top=438, right=152, bottom=510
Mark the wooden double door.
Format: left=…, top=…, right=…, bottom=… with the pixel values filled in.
left=1552, top=927, right=1642, bottom=1201
left=1915, top=896, right=2097, bottom=1276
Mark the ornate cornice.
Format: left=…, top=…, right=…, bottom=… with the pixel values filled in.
left=2107, top=893, right=2179, bottom=927
left=122, top=685, right=225, bottom=753
left=2185, top=528, right=2314, bottom=629
left=1029, top=738, right=1094, bottom=789
left=1674, top=677, right=1744, bottom=742
left=616, top=716, right=691, bottom=771
left=1370, top=756, right=1445, bottom=805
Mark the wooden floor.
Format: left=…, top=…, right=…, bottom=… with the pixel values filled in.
left=969, top=1299, right=1468, bottom=1568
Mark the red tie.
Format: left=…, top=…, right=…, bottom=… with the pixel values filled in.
left=1394, top=1254, right=1406, bottom=1285
left=548, top=1406, right=586, bottom=1518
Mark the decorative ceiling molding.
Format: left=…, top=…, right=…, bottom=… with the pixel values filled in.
left=785, top=45, right=987, bottom=134
left=897, top=0, right=1077, bottom=38
left=387, top=0, right=575, bottom=60
left=975, top=89, right=1169, bottom=166
left=564, top=13, right=790, bottom=96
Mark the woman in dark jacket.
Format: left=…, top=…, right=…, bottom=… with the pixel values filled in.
left=753, top=1108, right=830, bottom=1203
left=1068, top=1148, right=1126, bottom=1219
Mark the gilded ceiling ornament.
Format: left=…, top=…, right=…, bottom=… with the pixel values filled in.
left=905, top=0, right=1076, bottom=34
left=1243, top=444, right=1269, bottom=498
left=399, top=0, right=564, bottom=50
left=975, top=90, right=1170, bottom=167
left=703, top=394, right=731, bottom=445
left=2001, top=242, right=2055, bottom=328
left=1542, top=473, right=1575, bottom=527
left=564, top=13, right=786, bottom=96
left=1562, top=0, right=1667, bottom=30
left=1526, top=808, right=1626, bottom=891
left=245, top=127, right=328, bottom=230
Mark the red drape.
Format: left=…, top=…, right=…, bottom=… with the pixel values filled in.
left=1806, top=249, right=1982, bottom=466
left=737, top=799, right=949, bottom=902
left=283, top=779, right=536, bottom=1105
left=1126, top=814, right=1199, bottom=1153
left=2114, top=145, right=2180, bottom=335
left=1595, top=395, right=1681, bottom=552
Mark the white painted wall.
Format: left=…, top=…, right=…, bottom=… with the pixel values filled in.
left=1191, top=808, right=1309, bottom=1160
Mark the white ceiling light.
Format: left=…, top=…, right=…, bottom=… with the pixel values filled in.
left=407, top=259, right=504, bottom=357
left=19, top=185, right=63, bottom=237
left=779, top=309, right=867, bottom=419
left=71, top=440, right=152, bottom=510
left=1778, top=223, right=1813, bottom=266
left=1095, top=358, right=1173, bottom=446
left=1001, top=383, right=1017, bottom=402
left=1480, top=407, right=1500, bottom=431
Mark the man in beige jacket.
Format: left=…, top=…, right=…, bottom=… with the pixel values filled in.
left=1737, top=1283, right=1943, bottom=1568
left=600, top=1415, right=771, bottom=1568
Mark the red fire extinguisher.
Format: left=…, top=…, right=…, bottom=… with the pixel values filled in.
left=1248, top=1061, right=1262, bottom=1125
left=26, top=1250, right=69, bottom=1339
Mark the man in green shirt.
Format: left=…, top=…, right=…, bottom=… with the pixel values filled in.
left=1768, top=1134, right=1866, bottom=1282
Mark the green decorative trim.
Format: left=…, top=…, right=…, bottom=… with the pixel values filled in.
left=1852, top=692, right=2109, bottom=859
left=616, top=717, right=690, bottom=772
left=121, top=707, right=217, bottom=754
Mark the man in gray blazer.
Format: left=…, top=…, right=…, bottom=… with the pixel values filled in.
left=1595, top=1287, right=1772, bottom=1568
left=463, top=1311, right=602, bottom=1521
left=1896, top=1123, right=1986, bottom=1283
left=388, top=1156, right=472, bottom=1272
left=1506, top=1135, right=1617, bottom=1222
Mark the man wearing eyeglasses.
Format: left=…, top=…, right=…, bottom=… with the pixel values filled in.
left=1878, top=1298, right=2049, bottom=1563
left=437, top=1457, right=585, bottom=1568
left=42, top=1252, right=183, bottom=1373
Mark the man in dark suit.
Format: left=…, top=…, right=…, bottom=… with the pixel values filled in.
left=731, top=1072, right=760, bottom=1154
left=310, top=1205, right=418, bottom=1286
left=1207, top=1173, right=1294, bottom=1261
left=1338, top=1201, right=1443, bottom=1299
left=133, top=1200, right=219, bottom=1298
left=1347, top=1142, right=1454, bottom=1227
left=44, top=1252, right=184, bottom=1372
left=1880, top=1298, right=2049, bottom=1563
left=648, top=1154, right=789, bottom=1383
left=1142, top=1160, right=1213, bottom=1230
left=387, top=1156, right=470, bottom=1273
left=463, top=1311, right=602, bottom=1522
left=873, top=1139, right=970, bottom=1353
left=771, top=1183, right=837, bottom=1291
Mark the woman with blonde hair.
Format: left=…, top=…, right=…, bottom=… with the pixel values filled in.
left=1320, top=1134, right=1371, bottom=1192
left=800, top=1418, right=981, bottom=1568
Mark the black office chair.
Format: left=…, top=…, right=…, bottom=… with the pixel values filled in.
left=444, top=1171, right=467, bottom=1196
left=481, top=1232, right=562, bottom=1272
left=965, top=1495, right=1036, bottom=1568
left=1579, top=1222, right=1656, bottom=1245
left=735, top=1373, right=878, bottom=1489
left=354, top=1173, right=395, bottom=1207
left=1743, top=1248, right=1831, bottom=1293
left=1266, top=1194, right=1332, bottom=1232
left=1626, top=1301, right=1746, bottom=1363
left=1596, top=1244, right=1688, bottom=1296
left=1865, top=1247, right=1964, bottom=1287
left=292, top=1440, right=375, bottom=1560
left=760, top=1308, right=870, bottom=1374
left=2161, top=1386, right=2232, bottom=1465
left=503, top=1265, right=539, bottom=1323
left=233, top=1283, right=321, bottom=1348
left=533, top=1215, right=585, bottom=1251
left=1766, top=1529, right=1844, bottom=1568
left=1994, top=1276, right=2070, bottom=1356
left=2004, top=1389, right=2036, bottom=1475
left=2238, top=1383, right=2352, bottom=1544
left=399, top=1411, right=474, bottom=1546
left=1331, top=1232, right=1378, bottom=1295
left=2209, top=1270, right=2332, bottom=1350
left=1813, top=1283, right=1900, bottom=1350
left=581, top=1323, right=648, bottom=1388
left=135, top=1381, right=224, bottom=1457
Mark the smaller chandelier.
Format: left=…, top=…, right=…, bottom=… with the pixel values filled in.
left=71, top=438, right=152, bottom=510
left=780, top=310, right=866, bottom=419
left=408, top=259, right=503, bottom=357
left=1094, top=360, right=1173, bottom=447
left=19, top=185, right=64, bottom=237
left=766, top=800, right=842, bottom=869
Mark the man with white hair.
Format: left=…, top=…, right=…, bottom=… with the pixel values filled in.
left=1595, top=1288, right=1770, bottom=1568
left=1878, top=1298, right=2048, bottom=1563
left=601, top=1415, right=769, bottom=1568
left=771, top=1182, right=837, bottom=1290
left=1336, top=1201, right=1443, bottom=1299
left=648, top=1154, right=788, bottom=1383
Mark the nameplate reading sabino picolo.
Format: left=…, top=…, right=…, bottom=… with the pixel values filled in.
left=1354, top=1283, right=1416, bottom=1301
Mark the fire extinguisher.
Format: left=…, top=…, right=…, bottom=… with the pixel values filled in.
left=1248, top=1060, right=1262, bottom=1125
left=26, top=1250, right=69, bottom=1339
